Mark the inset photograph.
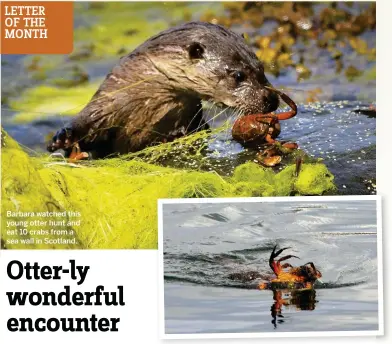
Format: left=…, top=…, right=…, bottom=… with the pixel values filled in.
left=159, top=196, right=382, bottom=338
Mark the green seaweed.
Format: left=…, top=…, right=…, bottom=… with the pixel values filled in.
left=232, top=162, right=275, bottom=184
left=1, top=131, right=337, bottom=249
left=168, top=172, right=231, bottom=198
left=1, top=130, right=82, bottom=249
left=8, top=81, right=101, bottom=123
left=294, top=163, right=336, bottom=195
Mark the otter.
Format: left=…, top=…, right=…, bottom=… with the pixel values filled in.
left=48, top=21, right=280, bottom=158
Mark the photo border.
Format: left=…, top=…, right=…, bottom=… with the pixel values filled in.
left=158, top=195, right=383, bottom=339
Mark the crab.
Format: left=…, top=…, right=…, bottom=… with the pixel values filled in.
left=258, top=245, right=322, bottom=290
left=232, top=86, right=299, bottom=167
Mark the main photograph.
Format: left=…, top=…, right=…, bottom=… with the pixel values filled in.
left=1, top=2, right=376, bottom=249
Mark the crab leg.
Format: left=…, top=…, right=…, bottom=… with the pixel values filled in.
left=304, top=262, right=317, bottom=270
left=255, top=87, right=298, bottom=121
left=269, top=245, right=301, bottom=276
left=270, top=246, right=291, bottom=259
left=269, top=246, right=290, bottom=272
left=295, top=157, right=303, bottom=177
left=269, top=86, right=297, bottom=119
left=270, top=246, right=285, bottom=263
left=278, top=255, right=300, bottom=263
left=304, top=262, right=321, bottom=277
left=265, top=134, right=276, bottom=144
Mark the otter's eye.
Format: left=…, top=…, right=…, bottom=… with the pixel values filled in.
left=188, top=42, right=204, bottom=59
left=233, top=71, right=246, bottom=83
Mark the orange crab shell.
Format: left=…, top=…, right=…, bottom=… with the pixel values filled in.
left=232, top=115, right=281, bottom=144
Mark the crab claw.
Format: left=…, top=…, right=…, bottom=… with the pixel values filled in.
left=269, top=245, right=300, bottom=276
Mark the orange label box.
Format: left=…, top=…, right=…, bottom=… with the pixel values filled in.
left=0, top=1, right=73, bottom=54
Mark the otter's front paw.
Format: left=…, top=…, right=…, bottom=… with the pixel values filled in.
left=47, top=128, right=92, bottom=161
left=47, top=127, right=75, bottom=153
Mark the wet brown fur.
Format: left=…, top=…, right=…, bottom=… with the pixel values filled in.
left=66, top=22, right=280, bottom=157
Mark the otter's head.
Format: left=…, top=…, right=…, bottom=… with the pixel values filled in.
left=138, top=22, right=279, bottom=115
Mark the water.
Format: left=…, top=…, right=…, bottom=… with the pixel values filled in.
left=208, top=100, right=376, bottom=195
left=162, top=200, right=380, bottom=334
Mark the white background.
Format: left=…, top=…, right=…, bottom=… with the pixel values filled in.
left=1, top=0, right=391, bottom=343
left=0, top=251, right=158, bottom=342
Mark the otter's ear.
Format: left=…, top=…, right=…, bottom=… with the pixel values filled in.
left=188, top=42, right=205, bottom=59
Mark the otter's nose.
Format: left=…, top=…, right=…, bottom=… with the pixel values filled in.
left=261, top=87, right=280, bottom=114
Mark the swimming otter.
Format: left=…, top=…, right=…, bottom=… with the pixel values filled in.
left=48, top=21, right=280, bottom=158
